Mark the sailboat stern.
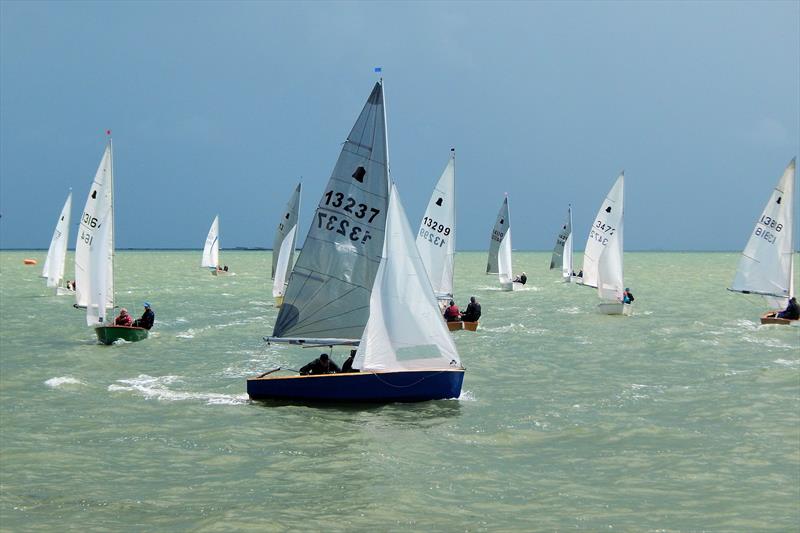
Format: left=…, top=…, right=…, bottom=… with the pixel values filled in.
left=597, top=302, right=632, bottom=316
left=95, top=326, right=149, bottom=345
left=247, top=369, right=465, bottom=402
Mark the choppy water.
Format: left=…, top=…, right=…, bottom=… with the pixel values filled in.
left=1, top=250, right=798, bottom=531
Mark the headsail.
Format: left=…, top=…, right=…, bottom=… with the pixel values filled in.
left=43, top=191, right=72, bottom=288
left=353, top=183, right=460, bottom=371
left=75, top=142, right=115, bottom=325
left=272, top=225, right=297, bottom=299
left=201, top=216, right=219, bottom=269
left=416, top=149, right=456, bottom=299
left=582, top=173, right=624, bottom=301
left=486, top=196, right=510, bottom=274
left=272, top=81, right=390, bottom=340
left=272, top=183, right=301, bottom=279
left=730, top=158, right=796, bottom=308
left=550, top=206, right=572, bottom=280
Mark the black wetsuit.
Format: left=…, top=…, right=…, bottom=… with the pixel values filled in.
left=462, top=302, right=482, bottom=322
left=299, top=358, right=341, bottom=375
left=778, top=300, right=800, bottom=320
left=133, top=309, right=155, bottom=330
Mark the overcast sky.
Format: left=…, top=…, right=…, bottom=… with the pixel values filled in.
left=1, top=0, right=798, bottom=250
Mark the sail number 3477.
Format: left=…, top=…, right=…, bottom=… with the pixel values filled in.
left=589, top=220, right=616, bottom=246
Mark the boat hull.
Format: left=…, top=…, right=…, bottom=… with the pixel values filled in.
left=247, top=369, right=465, bottom=402
left=55, top=286, right=75, bottom=296
left=597, top=302, right=632, bottom=316
left=274, top=296, right=284, bottom=308
left=760, top=312, right=799, bottom=326
left=211, top=270, right=231, bottom=276
left=447, top=321, right=479, bottom=332
left=95, top=326, right=149, bottom=345
left=500, top=281, right=523, bottom=291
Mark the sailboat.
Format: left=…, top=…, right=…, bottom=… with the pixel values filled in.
left=272, top=183, right=301, bottom=307
left=580, top=172, right=630, bottom=315
left=42, top=190, right=74, bottom=295
left=201, top=215, right=228, bottom=275
left=730, top=158, right=797, bottom=325
left=75, top=136, right=148, bottom=344
left=247, top=80, right=464, bottom=402
left=487, top=195, right=521, bottom=291
left=549, top=205, right=576, bottom=282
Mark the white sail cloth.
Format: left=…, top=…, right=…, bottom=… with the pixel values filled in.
left=272, top=225, right=297, bottom=298
left=354, top=183, right=460, bottom=371
left=416, top=151, right=456, bottom=299
left=550, top=207, right=572, bottom=280
left=75, top=143, right=115, bottom=325
left=272, top=183, right=301, bottom=280
left=731, top=159, right=796, bottom=308
left=498, top=228, right=514, bottom=284
left=201, top=216, right=219, bottom=268
left=43, top=191, right=72, bottom=288
left=582, top=173, right=625, bottom=302
left=272, top=81, right=390, bottom=340
left=487, top=196, right=510, bottom=274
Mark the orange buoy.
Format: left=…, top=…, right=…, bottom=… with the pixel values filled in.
left=23, top=258, right=38, bottom=265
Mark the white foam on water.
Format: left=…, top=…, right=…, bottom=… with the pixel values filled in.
left=457, top=389, right=476, bottom=401
left=773, top=359, right=799, bottom=368
left=485, top=323, right=528, bottom=333
left=45, top=376, right=85, bottom=388
left=557, top=306, right=582, bottom=314
left=108, top=374, right=248, bottom=405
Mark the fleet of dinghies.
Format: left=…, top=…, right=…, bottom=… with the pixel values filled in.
left=33, top=77, right=798, bottom=402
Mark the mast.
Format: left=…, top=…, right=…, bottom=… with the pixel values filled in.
left=108, top=131, right=115, bottom=319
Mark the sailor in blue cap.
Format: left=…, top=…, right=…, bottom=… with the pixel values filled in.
left=133, top=301, right=156, bottom=330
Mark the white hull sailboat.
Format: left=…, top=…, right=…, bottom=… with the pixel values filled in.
left=74, top=136, right=148, bottom=344
left=272, top=183, right=301, bottom=307
left=581, top=172, right=630, bottom=315
left=201, top=215, right=229, bottom=275
left=550, top=205, right=575, bottom=283
left=248, top=80, right=464, bottom=402
left=488, top=195, right=522, bottom=291
left=730, top=158, right=797, bottom=325
left=42, top=191, right=73, bottom=295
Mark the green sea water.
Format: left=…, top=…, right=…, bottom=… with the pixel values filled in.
left=1, top=250, right=798, bottom=532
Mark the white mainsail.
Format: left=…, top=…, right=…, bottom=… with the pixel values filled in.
left=75, top=142, right=115, bottom=325
left=42, top=191, right=72, bottom=288
left=353, top=183, right=460, bottom=372
left=271, top=81, right=390, bottom=342
left=416, top=149, right=456, bottom=300
left=550, top=206, right=573, bottom=281
left=272, top=225, right=297, bottom=299
left=498, top=228, right=514, bottom=284
left=201, top=216, right=220, bottom=269
left=271, top=183, right=301, bottom=280
left=487, top=196, right=510, bottom=274
left=730, top=158, right=796, bottom=308
left=582, top=173, right=625, bottom=302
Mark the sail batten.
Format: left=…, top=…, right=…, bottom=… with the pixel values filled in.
left=272, top=81, right=390, bottom=340
left=731, top=159, right=796, bottom=308
left=416, top=150, right=456, bottom=299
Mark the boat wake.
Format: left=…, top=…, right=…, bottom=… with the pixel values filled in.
left=45, top=376, right=86, bottom=388
left=108, top=374, right=248, bottom=405
left=457, top=389, right=476, bottom=401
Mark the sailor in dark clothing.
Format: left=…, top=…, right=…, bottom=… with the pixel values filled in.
left=299, top=353, right=341, bottom=375
left=774, top=297, right=800, bottom=320
left=443, top=300, right=461, bottom=322
left=622, top=288, right=635, bottom=304
left=341, top=349, right=358, bottom=373
left=132, top=302, right=155, bottom=330
left=461, top=296, right=482, bottom=322
left=513, top=272, right=527, bottom=284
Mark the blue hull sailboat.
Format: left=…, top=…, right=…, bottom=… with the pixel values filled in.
left=248, top=80, right=465, bottom=403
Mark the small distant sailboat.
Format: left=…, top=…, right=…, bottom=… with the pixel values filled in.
left=248, top=80, right=464, bottom=402
left=201, top=215, right=229, bottom=275
left=272, top=183, right=301, bottom=307
left=42, top=190, right=74, bottom=295
left=550, top=205, right=576, bottom=282
left=75, top=136, right=148, bottom=344
left=416, top=148, right=456, bottom=304
left=581, top=172, right=630, bottom=315
left=730, top=158, right=797, bottom=325
left=487, top=195, right=521, bottom=291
